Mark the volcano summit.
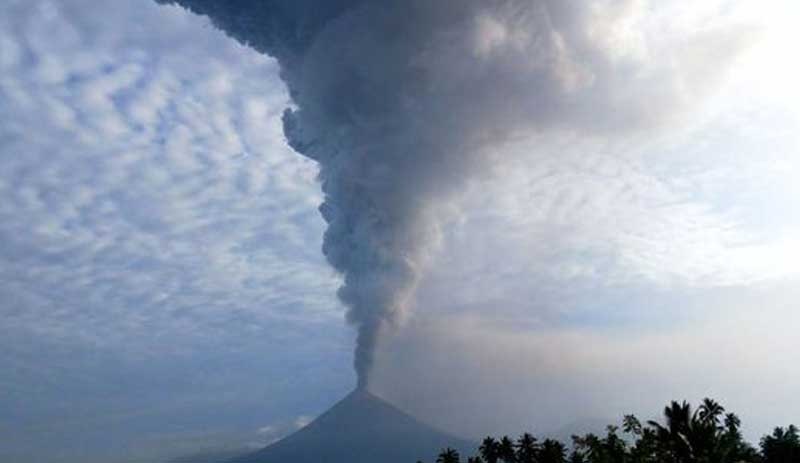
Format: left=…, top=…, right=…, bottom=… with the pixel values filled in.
left=231, top=389, right=474, bottom=463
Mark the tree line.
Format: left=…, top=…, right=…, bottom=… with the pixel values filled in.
left=421, top=398, right=799, bottom=463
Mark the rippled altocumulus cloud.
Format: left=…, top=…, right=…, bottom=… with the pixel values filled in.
left=0, top=0, right=343, bottom=355
left=0, top=2, right=349, bottom=461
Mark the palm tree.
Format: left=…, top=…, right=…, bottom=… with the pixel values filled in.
left=623, top=415, right=643, bottom=437
left=572, top=429, right=628, bottom=463
left=515, top=433, right=539, bottom=463
left=719, top=412, right=756, bottom=462
left=419, top=398, right=769, bottom=463
left=761, top=425, right=800, bottom=463
left=697, top=398, right=725, bottom=426
left=648, top=401, right=694, bottom=462
left=437, top=448, right=461, bottom=463
left=692, top=399, right=742, bottom=463
left=499, top=436, right=517, bottom=463
left=539, top=439, right=567, bottom=463
left=631, top=427, right=664, bottom=463
left=571, top=433, right=598, bottom=462
left=480, top=437, right=501, bottom=463
left=723, top=413, right=740, bottom=434
left=645, top=399, right=756, bottom=463
left=603, top=426, right=630, bottom=463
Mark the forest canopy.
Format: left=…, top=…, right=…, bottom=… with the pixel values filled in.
left=424, top=398, right=799, bottom=463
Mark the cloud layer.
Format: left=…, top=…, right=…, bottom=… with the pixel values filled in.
left=0, top=0, right=343, bottom=354
left=1, top=2, right=349, bottom=462
left=1, top=0, right=798, bottom=462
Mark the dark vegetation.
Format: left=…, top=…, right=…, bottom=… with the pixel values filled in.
left=421, top=399, right=799, bottom=463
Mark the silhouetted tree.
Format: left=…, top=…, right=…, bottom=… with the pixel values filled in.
left=480, top=437, right=501, bottom=463
left=621, top=414, right=662, bottom=462
left=721, top=412, right=760, bottom=462
left=515, top=433, right=539, bottom=463
left=761, top=425, right=800, bottom=463
left=698, top=398, right=725, bottom=426
left=623, top=415, right=643, bottom=437
left=416, top=398, right=790, bottom=463
left=539, top=439, right=567, bottom=463
left=648, top=400, right=695, bottom=462
left=499, top=436, right=517, bottom=463
left=641, top=398, right=763, bottom=463
left=572, top=426, right=629, bottom=463
left=437, top=448, right=461, bottom=463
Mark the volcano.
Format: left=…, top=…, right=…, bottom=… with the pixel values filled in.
left=231, top=389, right=475, bottom=463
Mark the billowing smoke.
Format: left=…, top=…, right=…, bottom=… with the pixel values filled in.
left=157, top=0, right=750, bottom=389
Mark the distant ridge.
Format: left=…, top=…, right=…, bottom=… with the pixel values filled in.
left=230, top=389, right=475, bottom=463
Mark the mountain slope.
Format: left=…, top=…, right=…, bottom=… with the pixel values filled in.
left=231, top=389, right=474, bottom=463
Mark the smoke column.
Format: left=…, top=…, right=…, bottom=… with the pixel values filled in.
left=157, top=0, right=750, bottom=390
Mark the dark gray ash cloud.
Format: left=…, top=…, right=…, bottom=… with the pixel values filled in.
left=157, top=0, right=752, bottom=388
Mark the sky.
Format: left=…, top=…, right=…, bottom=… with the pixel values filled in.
left=0, top=1, right=799, bottom=462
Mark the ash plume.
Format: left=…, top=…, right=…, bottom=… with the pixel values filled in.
left=157, top=0, right=751, bottom=389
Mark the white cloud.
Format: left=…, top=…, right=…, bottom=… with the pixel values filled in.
left=293, top=415, right=313, bottom=429
left=0, top=0, right=343, bottom=358
left=0, top=6, right=356, bottom=461
left=412, top=130, right=798, bottom=327
left=249, top=414, right=315, bottom=448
